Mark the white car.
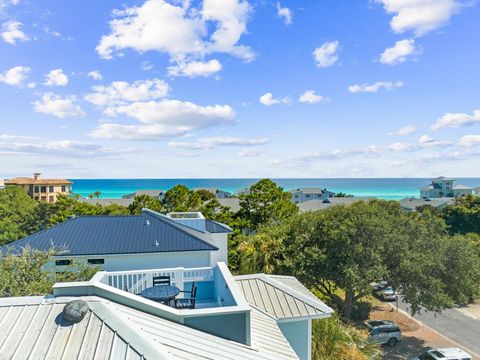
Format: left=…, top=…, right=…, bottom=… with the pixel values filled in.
left=364, top=320, right=401, bottom=347
left=376, top=286, right=398, bottom=301
left=412, top=347, right=472, bottom=360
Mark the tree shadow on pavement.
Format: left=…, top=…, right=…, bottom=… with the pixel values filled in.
left=383, top=335, right=431, bottom=360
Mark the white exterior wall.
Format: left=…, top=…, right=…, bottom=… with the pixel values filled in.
left=53, top=251, right=212, bottom=271
left=208, top=233, right=228, bottom=265
left=291, top=191, right=331, bottom=203
left=279, top=319, right=311, bottom=360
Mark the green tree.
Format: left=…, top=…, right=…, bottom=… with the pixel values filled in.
left=237, top=179, right=298, bottom=231
left=163, top=185, right=203, bottom=212
left=0, top=186, right=39, bottom=245
left=0, top=247, right=98, bottom=297
left=441, top=195, right=480, bottom=234
left=128, top=194, right=164, bottom=214
left=312, top=316, right=382, bottom=360
left=240, top=201, right=480, bottom=319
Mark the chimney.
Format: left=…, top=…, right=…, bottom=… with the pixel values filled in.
left=33, top=172, right=41, bottom=180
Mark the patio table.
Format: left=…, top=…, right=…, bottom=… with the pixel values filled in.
left=140, top=285, right=180, bottom=303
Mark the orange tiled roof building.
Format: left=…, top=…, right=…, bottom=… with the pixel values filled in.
left=5, top=173, right=72, bottom=202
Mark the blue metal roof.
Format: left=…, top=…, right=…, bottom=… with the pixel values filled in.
left=205, top=220, right=233, bottom=233
left=5, top=210, right=218, bottom=256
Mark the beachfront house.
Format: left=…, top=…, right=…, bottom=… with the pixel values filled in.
left=194, top=187, right=232, bottom=198
left=123, top=189, right=166, bottom=200
left=420, top=177, right=473, bottom=198
left=0, top=262, right=333, bottom=360
left=4, top=172, right=72, bottom=203
left=399, top=197, right=454, bottom=211
left=289, top=188, right=335, bottom=203
left=474, top=187, right=480, bottom=196
left=4, top=209, right=231, bottom=271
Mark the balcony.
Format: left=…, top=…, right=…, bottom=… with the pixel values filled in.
left=53, top=262, right=252, bottom=345
left=96, top=265, right=232, bottom=309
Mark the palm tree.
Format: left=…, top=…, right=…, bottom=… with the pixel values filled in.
left=93, top=191, right=101, bottom=199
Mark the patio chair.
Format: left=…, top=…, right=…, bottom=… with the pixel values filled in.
left=152, top=275, right=170, bottom=286
left=174, top=282, right=197, bottom=309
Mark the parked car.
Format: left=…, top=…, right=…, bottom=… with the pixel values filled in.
left=412, top=347, right=472, bottom=360
left=370, top=281, right=388, bottom=291
left=364, top=320, right=401, bottom=346
left=376, top=286, right=398, bottom=301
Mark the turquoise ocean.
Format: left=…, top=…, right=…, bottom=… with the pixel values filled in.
left=70, top=178, right=480, bottom=201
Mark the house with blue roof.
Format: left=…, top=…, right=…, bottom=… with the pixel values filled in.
left=4, top=209, right=232, bottom=271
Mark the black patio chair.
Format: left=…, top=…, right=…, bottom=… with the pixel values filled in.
left=152, top=275, right=170, bottom=287
left=174, top=282, right=197, bottom=309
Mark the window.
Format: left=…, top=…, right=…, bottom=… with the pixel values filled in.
left=61, top=185, right=66, bottom=192
left=294, top=195, right=299, bottom=198
left=49, top=186, right=54, bottom=192
left=55, top=259, right=72, bottom=266
left=34, top=196, right=39, bottom=200
left=306, top=194, right=311, bottom=198
left=40, top=186, right=47, bottom=193
left=34, top=186, right=39, bottom=193
left=87, top=259, right=105, bottom=265
left=41, top=196, right=47, bottom=201
left=49, top=196, right=54, bottom=203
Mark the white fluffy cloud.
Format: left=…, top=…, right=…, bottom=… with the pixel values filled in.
left=0, top=134, right=126, bottom=158
left=44, top=69, right=69, bottom=87
left=313, top=41, right=339, bottom=68
left=1, top=21, right=29, bottom=44
left=348, top=81, right=404, bottom=93
left=389, top=125, right=416, bottom=136
left=380, top=39, right=421, bottom=65
left=298, top=90, right=325, bottom=104
left=458, top=135, right=480, bottom=147
left=431, top=109, right=480, bottom=130
left=418, top=134, right=434, bottom=143
left=168, top=136, right=268, bottom=150
left=375, top=0, right=463, bottom=37
left=167, top=59, right=222, bottom=78
left=277, top=2, right=292, bottom=25
left=0, top=65, right=30, bottom=86
left=96, top=0, right=254, bottom=67
left=238, top=148, right=262, bottom=157
left=90, top=99, right=235, bottom=139
left=85, top=79, right=170, bottom=106
left=33, top=93, right=86, bottom=118
left=88, top=70, right=103, bottom=81
left=259, top=92, right=289, bottom=106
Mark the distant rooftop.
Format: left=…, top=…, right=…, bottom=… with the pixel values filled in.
left=5, top=172, right=72, bottom=185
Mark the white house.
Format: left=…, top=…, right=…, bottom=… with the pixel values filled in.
left=474, top=187, right=480, bottom=196
left=0, top=262, right=333, bottom=360
left=4, top=209, right=231, bottom=271
left=420, top=177, right=473, bottom=198
left=289, top=188, right=335, bottom=203
left=123, top=189, right=166, bottom=200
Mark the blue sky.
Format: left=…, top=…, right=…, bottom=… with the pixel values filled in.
left=1, top=0, right=479, bottom=178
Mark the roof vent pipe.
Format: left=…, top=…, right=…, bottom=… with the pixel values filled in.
left=62, top=300, right=89, bottom=323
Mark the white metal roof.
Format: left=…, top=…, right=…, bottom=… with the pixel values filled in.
left=0, top=296, right=147, bottom=360
left=0, top=295, right=299, bottom=360
left=235, top=274, right=333, bottom=320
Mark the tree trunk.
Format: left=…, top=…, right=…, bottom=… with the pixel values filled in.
left=343, top=288, right=355, bottom=320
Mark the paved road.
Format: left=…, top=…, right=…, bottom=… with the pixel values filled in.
left=397, top=299, right=480, bottom=357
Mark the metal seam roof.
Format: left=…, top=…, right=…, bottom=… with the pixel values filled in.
left=235, top=274, right=333, bottom=320
left=3, top=209, right=220, bottom=256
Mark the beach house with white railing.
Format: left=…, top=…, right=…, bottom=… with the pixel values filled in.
left=3, top=209, right=231, bottom=271
left=0, top=262, right=333, bottom=359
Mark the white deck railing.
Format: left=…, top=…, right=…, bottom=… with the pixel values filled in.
left=97, top=266, right=215, bottom=295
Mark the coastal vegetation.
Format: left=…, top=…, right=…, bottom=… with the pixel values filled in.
left=1, top=179, right=480, bottom=359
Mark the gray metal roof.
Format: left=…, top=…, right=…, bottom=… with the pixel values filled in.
left=288, top=187, right=333, bottom=194
left=235, top=274, right=333, bottom=320
left=79, top=198, right=134, bottom=206
left=297, top=197, right=375, bottom=212
left=123, top=190, right=166, bottom=198
left=205, top=220, right=233, bottom=233
left=453, top=184, right=473, bottom=190
left=0, top=297, right=147, bottom=360
left=4, top=209, right=218, bottom=256
left=0, top=295, right=299, bottom=360
left=399, top=197, right=454, bottom=211
left=217, top=197, right=241, bottom=212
